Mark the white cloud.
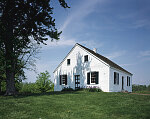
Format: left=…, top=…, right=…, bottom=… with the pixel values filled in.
left=140, top=50, right=150, bottom=57
left=131, top=19, right=150, bottom=29
left=120, top=63, right=136, bottom=67
left=60, top=0, right=105, bottom=31
left=41, top=0, right=106, bottom=48
left=46, top=39, right=76, bottom=47
left=80, top=40, right=103, bottom=49
left=42, top=34, right=104, bottom=49
left=41, top=35, right=76, bottom=49
left=105, top=51, right=126, bottom=60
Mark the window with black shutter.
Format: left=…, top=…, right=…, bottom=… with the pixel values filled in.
left=84, top=55, right=88, bottom=62
left=87, top=72, right=99, bottom=84
left=117, top=73, right=119, bottom=84
left=87, top=72, right=90, bottom=84
left=60, top=75, right=62, bottom=85
left=67, top=59, right=70, bottom=65
left=60, top=75, right=67, bottom=85
left=127, top=76, right=130, bottom=86
left=65, top=75, right=67, bottom=85
left=114, top=72, right=119, bottom=85
left=129, top=77, right=130, bottom=86
left=95, top=72, right=99, bottom=84
left=127, top=76, right=128, bottom=86
left=114, top=72, right=116, bottom=84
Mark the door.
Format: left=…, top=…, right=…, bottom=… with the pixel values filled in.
left=122, top=76, right=124, bottom=90
left=75, top=75, right=80, bottom=90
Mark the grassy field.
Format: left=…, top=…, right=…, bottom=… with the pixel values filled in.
left=133, top=91, right=150, bottom=94
left=0, top=91, right=150, bottom=119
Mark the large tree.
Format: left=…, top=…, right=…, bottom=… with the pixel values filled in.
left=0, top=0, right=69, bottom=95
left=0, top=41, right=40, bottom=93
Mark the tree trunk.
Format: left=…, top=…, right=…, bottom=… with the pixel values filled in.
left=5, top=69, right=16, bottom=95
left=3, top=4, right=16, bottom=95
left=4, top=36, right=16, bottom=95
left=4, top=28, right=16, bottom=95
left=0, top=80, right=1, bottom=94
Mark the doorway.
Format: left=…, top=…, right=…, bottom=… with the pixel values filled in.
left=75, top=75, right=80, bottom=90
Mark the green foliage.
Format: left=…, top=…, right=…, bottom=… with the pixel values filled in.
left=11, top=70, right=54, bottom=94
left=51, top=83, right=54, bottom=91
left=36, top=71, right=53, bottom=93
left=0, top=92, right=150, bottom=119
left=77, top=87, right=102, bottom=92
left=1, top=81, right=6, bottom=92
left=132, top=84, right=149, bottom=92
left=88, top=87, right=102, bottom=92
left=62, top=87, right=74, bottom=91
left=148, top=85, right=150, bottom=91
left=0, top=0, right=69, bottom=95
left=19, top=82, right=38, bottom=94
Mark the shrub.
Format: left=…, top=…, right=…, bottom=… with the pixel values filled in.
left=77, top=87, right=102, bottom=92
left=19, top=82, right=38, bottom=94
left=148, top=85, right=150, bottom=91
left=132, top=85, right=147, bottom=92
left=36, top=71, right=53, bottom=93
left=88, top=87, right=102, bottom=92
left=62, top=87, right=74, bottom=91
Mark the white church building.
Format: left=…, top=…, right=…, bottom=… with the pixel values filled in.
left=53, top=43, right=132, bottom=92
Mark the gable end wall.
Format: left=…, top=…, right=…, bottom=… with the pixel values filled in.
left=54, top=45, right=110, bottom=92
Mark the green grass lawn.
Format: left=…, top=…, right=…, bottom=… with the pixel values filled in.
left=0, top=91, right=150, bottom=119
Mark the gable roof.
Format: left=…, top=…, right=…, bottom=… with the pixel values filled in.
left=76, top=43, right=132, bottom=75
left=54, top=43, right=132, bottom=75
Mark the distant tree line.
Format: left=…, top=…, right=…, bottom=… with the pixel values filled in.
left=132, top=84, right=150, bottom=92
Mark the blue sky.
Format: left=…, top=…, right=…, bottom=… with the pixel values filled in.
left=25, top=0, right=150, bottom=85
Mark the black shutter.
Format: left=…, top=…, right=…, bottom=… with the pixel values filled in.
left=87, top=72, right=90, bottom=84
left=129, top=77, right=130, bottom=86
left=127, top=76, right=128, bottom=86
left=87, top=55, right=88, bottom=62
left=117, top=73, right=119, bottom=84
left=65, top=75, right=67, bottom=85
left=96, top=72, right=99, bottom=84
left=84, top=56, right=86, bottom=62
left=114, top=72, right=116, bottom=84
left=60, top=75, right=62, bottom=85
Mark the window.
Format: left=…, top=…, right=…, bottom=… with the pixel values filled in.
left=127, top=76, right=130, bottom=86
left=91, top=72, right=96, bottom=83
left=67, top=59, right=70, bottom=65
left=75, top=75, right=80, bottom=90
left=84, top=55, right=88, bottom=62
left=87, top=72, right=99, bottom=84
left=114, top=72, right=119, bottom=85
left=60, top=75, right=67, bottom=85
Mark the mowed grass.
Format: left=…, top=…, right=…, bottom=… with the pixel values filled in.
left=0, top=91, right=150, bottom=119
left=133, top=91, right=150, bottom=94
